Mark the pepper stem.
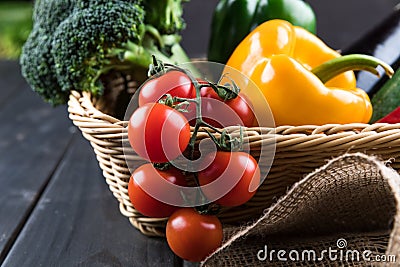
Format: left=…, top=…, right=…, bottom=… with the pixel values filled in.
left=311, top=54, right=394, bottom=84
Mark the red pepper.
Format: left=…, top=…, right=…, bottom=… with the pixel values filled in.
left=376, top=107, right=400, bottom=123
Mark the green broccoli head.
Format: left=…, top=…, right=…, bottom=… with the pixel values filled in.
left=20, top=28, right=69, bottom=105
left=21, top=0, right=76, bottom=105
left=21, top=0, right=144, bottom=104
left=20, top=0, right=189, bottom=106
left=51, top=1, right=144, bottom=95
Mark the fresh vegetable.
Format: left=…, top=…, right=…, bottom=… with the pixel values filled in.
left=226, top=19, right=393, bottom=126
left=20, top=0, right=190, bottom=106
left=166, top=208, right=223, bottom=262
left=183, top=89, right=255, bottom=128
left=138, top=70, right=195, bottom=106
left=198, top=151, right=260, bottom=207
left=371, top=68, right=400, bottom=122
left=208, top=0, right=316, bottom=63
left=195, top=83, right=255, bottom=127
left=52, top=1, right=144, bottom=98
left=375, top=107, right=400, bottom=123
left=127, top=103, right=190, bottom=163
left=128, top=164, right=187, bottom=218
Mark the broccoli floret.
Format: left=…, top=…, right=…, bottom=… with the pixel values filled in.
left=33, top=0, right=75, bottom=28
left=20, top=0, right=190, bottom=106
left=52, top=1, right=144, bottom=95
left=20, top=27, right=69, bottom=105
left=76, top=0, right=142, bottom=9
left=21, top=0, right=76, bottom=105
left=143, top=0, right=186, bottom=35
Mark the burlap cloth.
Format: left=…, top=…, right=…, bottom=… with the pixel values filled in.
left=202, top=153, right=400, bottom=266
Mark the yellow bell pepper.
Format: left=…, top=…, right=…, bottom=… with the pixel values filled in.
left=226, top=19, right=393, bottom=126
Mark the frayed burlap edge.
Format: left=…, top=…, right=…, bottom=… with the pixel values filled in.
left=201, top=153, right=400, bottom=266
left=384, top=157, right=400, bottom=256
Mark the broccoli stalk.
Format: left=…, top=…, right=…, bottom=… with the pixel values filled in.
left=123, top=25, right=190, bottom=69
left=20, top=0, right=191, bottom=112
left=143, top=0, right=186, bottom=35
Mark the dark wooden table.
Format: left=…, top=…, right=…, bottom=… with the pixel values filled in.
left=0, top=1, right=399, bottom=266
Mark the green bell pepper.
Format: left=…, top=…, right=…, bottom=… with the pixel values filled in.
left=207, top=0, right=317, bottom=64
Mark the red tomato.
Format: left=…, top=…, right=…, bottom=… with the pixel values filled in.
left=198, top=151, right=260, bottom=207
left=128, top=103, right=190, bottom=163
left=184, top=82, right=255, bottom=127
left=138, top=70, right=196, bottom=106
left=201, top=87, right=255, bottom=127
left=128, top=164, right=187, bottom=218
left=166, top=208, right=223, bottom=262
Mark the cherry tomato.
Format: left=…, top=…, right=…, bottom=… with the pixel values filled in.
left=138, top=70, right=196, bottom=106
left=201, top=86, right=255, bottom=127
left=128, top=164, right=187, bottom=218
left=128, top=103, right=190, bottom=163
left=198, top=151, right=260, bottom=207
left=184, top=81, right=255, bottom=127
left=166, top=208, right=223, bottom=262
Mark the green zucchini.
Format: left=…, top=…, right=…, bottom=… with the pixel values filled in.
left=370, top=68, right=400, bottom=122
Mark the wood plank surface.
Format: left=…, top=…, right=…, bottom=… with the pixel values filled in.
left=0, top=60, right=25, bottom=107
left=0, top=62, right=74, bottom=263
left=2, top=134, right=178, bottom=267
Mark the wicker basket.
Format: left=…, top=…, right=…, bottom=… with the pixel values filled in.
left=68, top=73, right=400, bottom=237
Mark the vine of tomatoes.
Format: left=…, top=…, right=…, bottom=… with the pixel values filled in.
left=126, top=57, right=260, bottom=262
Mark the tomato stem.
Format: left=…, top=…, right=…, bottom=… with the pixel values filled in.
left=153, top=162, right=171, bottom=170
left=201, top=122, right=223, bottom=134
left=195, top=203, right=221, bottom=215
left=172, top=97, right=198, bottom=103
left=213, top=73, right=240, bottom=100
left=148, top=55, right=166, bottom=76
